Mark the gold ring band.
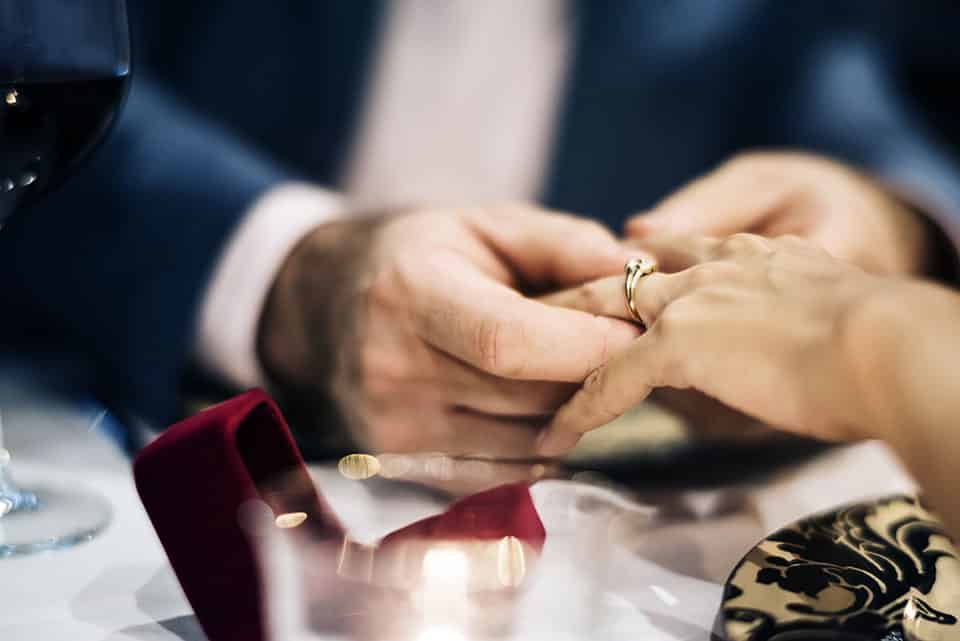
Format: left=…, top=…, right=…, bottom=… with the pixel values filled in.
left=624, top=258, right=657, bottom=330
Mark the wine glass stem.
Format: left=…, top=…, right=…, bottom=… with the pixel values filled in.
left=0, top=409, right=39, bottom=516
left=0, top=461, right=38, bottom=515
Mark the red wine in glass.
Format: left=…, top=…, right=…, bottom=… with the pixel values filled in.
left=0, top=74, right=129, bottom=223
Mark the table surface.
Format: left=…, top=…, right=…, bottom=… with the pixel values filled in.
left=0, top=379, right=916, bottom=641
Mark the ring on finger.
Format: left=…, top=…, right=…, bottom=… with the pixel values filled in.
left=624, top=258, right=658, bottom=330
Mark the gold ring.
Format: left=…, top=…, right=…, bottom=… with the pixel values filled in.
left=624, top=258, right=657, bottom=329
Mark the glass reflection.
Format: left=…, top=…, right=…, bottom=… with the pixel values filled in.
left=274, top=511, right=308, bottom=529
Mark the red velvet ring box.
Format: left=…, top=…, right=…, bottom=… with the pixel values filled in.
left=134, top=389, right=340, bottom=641
left=134, top=389, right=546, bottom=641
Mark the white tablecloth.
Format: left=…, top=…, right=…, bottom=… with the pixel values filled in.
left=0, top=380, right=915, bottom=641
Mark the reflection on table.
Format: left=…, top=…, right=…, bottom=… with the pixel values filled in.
left=0, top=368, right=914, bottom=641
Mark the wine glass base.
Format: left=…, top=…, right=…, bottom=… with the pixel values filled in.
left=0, top=485, right=111, bottom=557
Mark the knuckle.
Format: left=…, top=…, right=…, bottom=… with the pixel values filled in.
left=360, top=348, right=409, bottom=398
left=474, top=317, right=524, bottom=377
left=474, top=317, right=501, bottom=372
left=777, top=233, right=806, bottom=246
left=774, top=235, right=823, bottom=257
left=577, top=368, right=620, bottom=427
left=656, top=307, right=681, bottom=334
left=688, top=263, right=721, bottom=287
left=378, top=250, right=433, bottom=306
left=721, top=233, right=770, bottom=255
left=576, top=281, right=607, bottom=313
left=695, top=285, right=735, bottom=306
left=595, top=317, right=612, bottom=367
left=367, top=263, right=400, bottom=309
left=657, top=297, right=697, bottom=331
left=582, top=366, right=607, bottom=395
left=718, top=259, right=747, bottom=282
left=686, top=261, right=741, bottom=289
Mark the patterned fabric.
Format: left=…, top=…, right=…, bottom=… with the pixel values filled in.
left=720, top=495, right=959, bottom=641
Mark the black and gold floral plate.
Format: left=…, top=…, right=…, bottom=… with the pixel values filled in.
left=716, top=495, right=960, bottom=641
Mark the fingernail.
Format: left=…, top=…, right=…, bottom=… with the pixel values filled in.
left=626, top=211, right=664, bottom=234
left=625, top=221, right=646, bottom=237
left=625, top=219, right=651, bottom=236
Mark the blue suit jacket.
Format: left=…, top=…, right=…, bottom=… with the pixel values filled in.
left=1, top=1, right=958, bottom=434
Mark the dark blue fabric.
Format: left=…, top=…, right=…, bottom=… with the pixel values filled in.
left=0, top=77, right=287, bottom=426
left=0, top=0, right=958, bottom=431
left=547, top=1, right=960, bottom=228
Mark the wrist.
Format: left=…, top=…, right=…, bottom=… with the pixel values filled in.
left=257, top=217, right=373, bottom=387
left=256, top=216, right=383, bottom=456
left=840, top=281, right=926, bottom=444
left=195, top=182, right=343, bottom=388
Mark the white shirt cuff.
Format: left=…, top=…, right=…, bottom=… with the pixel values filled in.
left=195, top=182, right=345, bottom=388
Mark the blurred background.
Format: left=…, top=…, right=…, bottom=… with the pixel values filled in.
left=2, top=2, right=960, bottom=639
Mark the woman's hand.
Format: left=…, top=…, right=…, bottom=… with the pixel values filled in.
left=536, top=233, right=898, bottom=455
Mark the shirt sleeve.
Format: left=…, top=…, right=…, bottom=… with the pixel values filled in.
left=194, top=182, right=345, bottom=389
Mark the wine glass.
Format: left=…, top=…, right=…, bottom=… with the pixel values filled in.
left=0, top=0, right=130, bottom=555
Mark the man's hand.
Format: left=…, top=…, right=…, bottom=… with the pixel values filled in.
left=626, top=151, right=934, bottom=276
left=257, top=205, right=639, bottom=465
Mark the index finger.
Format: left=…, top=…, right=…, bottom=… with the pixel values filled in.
left=536, top=335, right=673, bottom=456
